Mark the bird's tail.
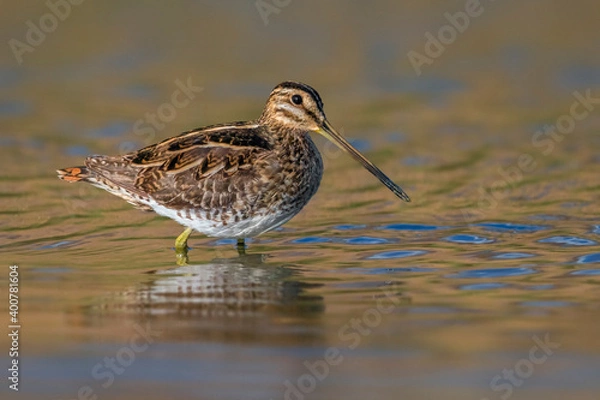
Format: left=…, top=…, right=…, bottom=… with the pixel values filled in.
left=56, top=166, right=90, bottom=183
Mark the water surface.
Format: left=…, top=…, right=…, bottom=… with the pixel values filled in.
left=1, top=2, right=599, bottom=399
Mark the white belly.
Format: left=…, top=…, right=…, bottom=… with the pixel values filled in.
left=147, top=199, right=296, bottom=239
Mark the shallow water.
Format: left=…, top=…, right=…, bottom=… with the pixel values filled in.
left=1, top=1, right=600, bottom=399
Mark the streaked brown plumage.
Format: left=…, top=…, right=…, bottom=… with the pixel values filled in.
left=57, top=81, right=410, bottom=258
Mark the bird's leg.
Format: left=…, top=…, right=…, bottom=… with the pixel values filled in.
left=236, top=238, right=246, bottom=256
left=175, top=227, right=193, bottom=251
left=175, top=227, right=193, bottom=265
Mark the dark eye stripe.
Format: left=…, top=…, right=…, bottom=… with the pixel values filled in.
left=276, top=106, right=305, bottom=123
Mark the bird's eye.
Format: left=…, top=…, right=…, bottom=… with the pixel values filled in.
left=291, top=94, right=303, bottom=105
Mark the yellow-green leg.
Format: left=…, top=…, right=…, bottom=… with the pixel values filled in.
left=175, top=227, right=193, bottom=251
left=175, top=227, right=193, bottom=265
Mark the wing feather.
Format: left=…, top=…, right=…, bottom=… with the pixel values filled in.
left=113, top=123, right=276, bottom=207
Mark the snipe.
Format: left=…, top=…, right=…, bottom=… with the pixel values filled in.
left=58, top=81, right=410, bottom=262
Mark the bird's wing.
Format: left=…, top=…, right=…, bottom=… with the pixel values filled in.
left=86, top=122, right=276, bottom=210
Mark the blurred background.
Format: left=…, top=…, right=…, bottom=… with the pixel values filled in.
left=0, top=1, right=599, bottom=399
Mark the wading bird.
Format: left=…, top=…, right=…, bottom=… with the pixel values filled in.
left=58, top=81, right=410, bottom=261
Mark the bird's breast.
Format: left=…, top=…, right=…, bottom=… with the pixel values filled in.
left=273, top=133, right=323, bottom=207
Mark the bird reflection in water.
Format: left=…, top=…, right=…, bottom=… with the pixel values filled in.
left=96, top=252, right=324, bottom=342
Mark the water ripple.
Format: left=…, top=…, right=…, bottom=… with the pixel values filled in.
left=366, top=250, right=428, bottom=260
left=407, top=306, right=461, bottom=314
left=527, top=284, right=554, bottom=290
left=380, top=223, right=441, bottom=231
left=36, top=240, right=78, bottom=250
left=444, top=234, right=494, bottom=244
left=475, top=222, right=547, bottom=233
left=448, top=267, right=536, bottom=279
left=570, top=269, right=600, bottom=276
left=493, top=252, right=536, bottom=259
left=291, top=237, right=332, bottom=244
left=576, top=253, right=600, bottom=264
left=333, top=281, right=393, bottom=289
left=349, top=266, right=434, bottom=275
left=31, top=266, right=72, bottom=274
left=521, top=301, right=572, bottom=308
left=343, top=236, right=391, bottom=245
left=460, top=283, right=508, bottom=290
left=539, top=236, right=597, bottom=246
left=214, top=238, right=237, bottom=245
left=333, top=224, right=366, bottom=231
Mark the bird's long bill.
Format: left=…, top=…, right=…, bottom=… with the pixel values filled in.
left=316, top=120, right=411, bottom=202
